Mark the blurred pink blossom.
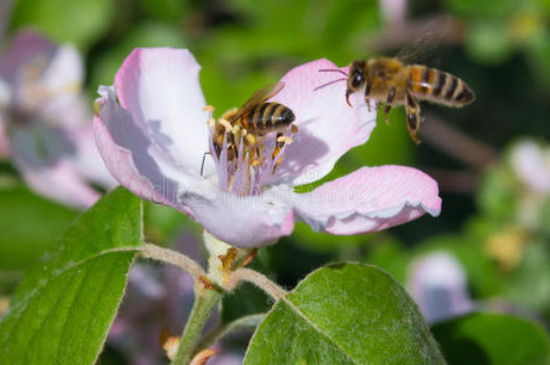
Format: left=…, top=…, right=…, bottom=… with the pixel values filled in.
left=509, top=139, right=550, bottom=229
left=0, top=30, right=116, bottom=208
left=408, top=251, right=473, bottom=323
left=94, top=48, right=441, bottom=247
left=380, top=0, right=408, bottom=25
left=510, top=139, right=550, bottom=195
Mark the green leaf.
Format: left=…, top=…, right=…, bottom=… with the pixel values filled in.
left=137, top=0, right=190, bottom=22
left=526, top=30, right=550, bottom=85
left=0, top=187, right=143, bottom=365
left=477, top=163, right=519, bottom=218
left=0, top=185, right=78, bottom=270
left=244, top=263, right=446, bottom=365
left=443, top=0, right=518, bottom=19
left=11, top=0, right=115, bottom=49
left=432, top=313, right=550, bottom=365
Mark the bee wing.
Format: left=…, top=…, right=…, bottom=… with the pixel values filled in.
left=395, top=15, right=455, bottom=64
left=229, top=82, right=286, bottom=122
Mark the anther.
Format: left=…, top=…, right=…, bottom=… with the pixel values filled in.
left=203, top=105, right=215, bottom=113
left=219, top=118, right=232, bottom=131
left=277, top=135, right=293, bottom=145
left=231, top=125, right=241, bottom=134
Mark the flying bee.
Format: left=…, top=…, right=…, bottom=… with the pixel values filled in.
left=211, top=82, right=297, bottom=171
left=318, top=57, right=475, bottom=143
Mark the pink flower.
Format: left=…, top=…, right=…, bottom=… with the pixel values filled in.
left=0, top=30, right=116, bottom=208
left=380, top=0, right=408, bottom=26
left=408, top=252, right=473, bottom=323
left=94, top=48, right=441, bottom=247
left=510, top=139, right=550, bottom=195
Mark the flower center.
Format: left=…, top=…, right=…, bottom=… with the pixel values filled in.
left=205, top=105, right=297, bottom=196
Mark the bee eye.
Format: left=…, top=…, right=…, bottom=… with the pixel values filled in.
left=352, top=73, right=364, bottom=88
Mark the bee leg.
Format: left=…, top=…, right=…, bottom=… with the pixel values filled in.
left=252, top=143, right=262, bottom=167
left=200, top=151, right=211, bottom=177
left=364, top=80, right=372, bottom=112
left=272, top=132, right=284, bottom=160
left=271, top=132, right=285, bottom=174
left=384, top=86, right=396, bottom=125
left=405, top=90, right=421, bottom=144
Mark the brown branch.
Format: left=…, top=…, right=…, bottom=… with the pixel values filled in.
left=423, top=168, right=479, bottom=194
left=421, top=113, right=498, bottom=171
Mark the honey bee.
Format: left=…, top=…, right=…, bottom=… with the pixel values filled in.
left=211, top=82, right=297, bottom=170
left=319, top=57, right=475, bottom=143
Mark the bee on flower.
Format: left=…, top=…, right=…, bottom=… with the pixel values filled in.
left=93, top=48, right=441, bottom=248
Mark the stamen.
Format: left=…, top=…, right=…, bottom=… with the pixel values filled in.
left=203, top=105, right=215, bottom=113
left=290, top=125, right=299, bottom=134
left=206, top=117, right=216, bottom=128
left=231, top=125, right=241, bottom=134
left=219, top=118, right=232, bottom=131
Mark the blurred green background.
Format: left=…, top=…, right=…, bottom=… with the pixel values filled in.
left=2, top=0, right=550, bottom=363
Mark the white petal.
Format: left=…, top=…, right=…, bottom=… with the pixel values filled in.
left=114, top=48, right=211, bottom=175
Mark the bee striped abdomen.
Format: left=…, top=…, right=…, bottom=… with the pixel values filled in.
left=243, top=102, right=295, bottom=134
left=408, top=65, right=475, bottom=107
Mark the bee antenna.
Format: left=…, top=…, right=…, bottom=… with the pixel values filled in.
left=314, top=78, right=347, bottom=91
left=318, top=68, right=348, bottom=76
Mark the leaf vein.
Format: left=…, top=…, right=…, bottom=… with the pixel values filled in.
left=5, top=247, right=139, bottom=319
left=280, top=296, right=361, bottom=365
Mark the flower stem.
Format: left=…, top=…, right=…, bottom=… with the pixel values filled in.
left=140, top=243, right=206, bottom=282
left=171, top=287, right=222, bottom=365
left=228, top=268, right=287, bottom=301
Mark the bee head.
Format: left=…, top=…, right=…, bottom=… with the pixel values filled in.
left=346, top=61, right=367, bottom=106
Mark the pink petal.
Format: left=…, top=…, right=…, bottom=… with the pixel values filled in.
left=510, top=140, right=550, bottom=194
left=278, top=166, right=441, bottom=235
left=187, top=188, right=295, bottom=247
left=94, top=86, right=196, bottom=215
left=269, top=59, right=377, bottom=185
left=114, top=48, right=211, bottom=175
left=18, top=159, right=100, bottom=209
